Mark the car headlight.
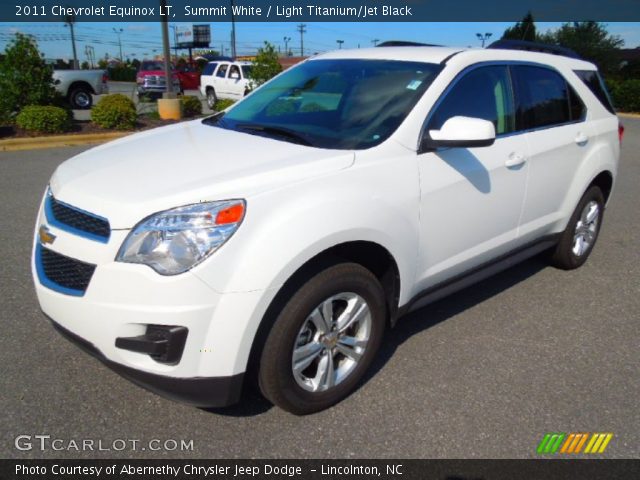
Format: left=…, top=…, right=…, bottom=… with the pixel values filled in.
left=116, top=200, right=245, bottom=275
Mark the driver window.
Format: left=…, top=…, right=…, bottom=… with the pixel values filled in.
left=229, top=65, right=241, bottom=78
left=429, top=65, right=515, bottom=135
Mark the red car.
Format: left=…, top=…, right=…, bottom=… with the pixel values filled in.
left=175, top=64, right=201, bottom=90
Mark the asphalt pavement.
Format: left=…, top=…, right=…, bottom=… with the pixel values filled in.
left=0, top=119, right=638, bottom=459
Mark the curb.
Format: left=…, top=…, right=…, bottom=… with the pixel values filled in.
left=619, top=112, right=640, bottom=119
left=0, top=131, right=131, bottom=152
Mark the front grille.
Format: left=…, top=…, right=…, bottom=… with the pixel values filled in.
left=46, top=193, right=110, bottom=242
left=37, top=245, right=96, bottom=296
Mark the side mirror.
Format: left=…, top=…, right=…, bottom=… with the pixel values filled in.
left=230, top=72, right=240, bottom=80
left=422, top=116, right=496, bottom=151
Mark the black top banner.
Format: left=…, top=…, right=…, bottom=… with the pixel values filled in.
left=4, top=0, right=640, bottom=22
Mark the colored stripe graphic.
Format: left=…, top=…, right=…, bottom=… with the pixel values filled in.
left=538, top=433, right=613, bottom=454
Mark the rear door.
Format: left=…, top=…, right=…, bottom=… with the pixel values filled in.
left=512, top=65, right=591, bottom=240
left=215, top=63, right=230, bottom=96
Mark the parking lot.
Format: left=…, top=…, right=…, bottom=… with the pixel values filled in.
left=0, top=119, right=638, bottom=459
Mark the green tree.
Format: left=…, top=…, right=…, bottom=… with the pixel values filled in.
left=0, top=33, right=57, bottom=124
left=502, top=12, right=537, bottom=42
left=249, top=41, right=282, bottom=87
left=544, top=22, right=624, bottom=75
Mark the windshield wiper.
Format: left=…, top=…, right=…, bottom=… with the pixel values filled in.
left=202, top=111, right=226, bottom=127
left=236, top=123, right=313, bottom=146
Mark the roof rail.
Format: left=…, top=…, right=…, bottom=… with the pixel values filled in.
left=487, top=39, right=581, bottom=59
left=376, top=41, right=442, bottom=47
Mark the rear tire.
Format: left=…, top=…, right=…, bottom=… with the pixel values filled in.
left=206, top=88, right=217, bottom=109
left=69, top=86, right=93, bottom=109
left=550, top=186, right=605, bottom=270
left=258, top=263, right=386, bottom=415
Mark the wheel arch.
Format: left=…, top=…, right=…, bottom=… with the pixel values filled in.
left=67, top=81, right=95, bottom=96
left=242, top=240, right=401, bottom=389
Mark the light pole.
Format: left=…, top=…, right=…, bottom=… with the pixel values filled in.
left=283, top=36, right=291, bottom=56
left=336, top=40, right=344, bottom=49
left=159, top=0, right=174, bottom=96
left=297, top=24, right=307, bottom=57
left=371, top=38, right=379, bottom=46
left=113, top=28, right=124, bottom=61
left=64, top=14, right=79, bottom=69
left=230, top=0, right=237, bottom=58
left=476, top=32, right=492, bottom=48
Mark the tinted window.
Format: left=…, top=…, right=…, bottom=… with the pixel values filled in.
left=216, top=64, right=228, bottom=78
left=513, top=66, right=574, bottom=129
left=202, top=63, right=217, bottom=76
left=575, top=70, right=615, bottom=114
left=429, top=66, right=515, bottom=135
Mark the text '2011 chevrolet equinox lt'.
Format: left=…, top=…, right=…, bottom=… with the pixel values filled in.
left=33, top=41, right=621, bottom=414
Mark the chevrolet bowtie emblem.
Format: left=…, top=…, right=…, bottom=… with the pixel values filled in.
left=39, top=225, right=56, bottom=245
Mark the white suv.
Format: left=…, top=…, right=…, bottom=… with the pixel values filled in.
left=199, top=60, right=253, bottom=108
left=33, top=42, right=621, bottom=414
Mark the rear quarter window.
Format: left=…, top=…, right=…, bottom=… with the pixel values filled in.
left=202, top=63, right=217, bottom=76
left=574, top=70, right=616, bottom=114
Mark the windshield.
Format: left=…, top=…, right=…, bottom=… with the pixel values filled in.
left=241, top=65, right=253, bottom=78
left=214, top=59, right=441, bottom=149
left=141, top=62, right=170, bottom=71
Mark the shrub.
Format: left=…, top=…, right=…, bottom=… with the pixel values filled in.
left=181, top=95, right=203, bottom=117
left=107, top=65, right=137, bottom=82
left=214, top=98, right=236, bottom=112
left=16, top=105, right=71, bottom=134
left=0, top=33, right=57, bottom=125
left=607, top=78, right=640, bottom=113
left=91, top=94, right=137, bottom=130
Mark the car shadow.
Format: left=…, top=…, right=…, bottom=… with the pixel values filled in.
left=363, top=254, right=548, bottom=384
left=204, top=255, right=549, bottom=417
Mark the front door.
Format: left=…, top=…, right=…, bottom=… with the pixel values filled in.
left=414, top=64, right=529, bottom=292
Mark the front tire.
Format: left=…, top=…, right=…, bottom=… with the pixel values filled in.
left=258, top=263, right=386, bottom=415
left=550, top=186, right=605, bottom=270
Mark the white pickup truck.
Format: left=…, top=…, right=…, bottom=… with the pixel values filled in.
left=53, top=70, right=109, bottom=109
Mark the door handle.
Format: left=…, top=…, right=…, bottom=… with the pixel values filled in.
left=575, top=132, right=589, bottom=145
left=505, top=152, right=527, bottom=168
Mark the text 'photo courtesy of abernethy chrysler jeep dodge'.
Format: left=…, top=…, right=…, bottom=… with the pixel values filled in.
left=32, top=41, right=621, bottom=414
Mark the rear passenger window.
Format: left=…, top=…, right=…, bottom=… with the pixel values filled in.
left=429, top=66, right=515, bottom=135
left=513, top=66, right=583, bottom=130
left=216, top=64, right=228, bottom=78
left=202, top=63, right=217, bottom=76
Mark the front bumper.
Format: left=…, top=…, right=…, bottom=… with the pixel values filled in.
left=48, top=316, right=244, bottom=407
left=31, top=191, right=275, bottom=407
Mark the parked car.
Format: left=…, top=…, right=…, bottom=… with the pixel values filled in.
left=53, top=69, right=108, bottom=109
left=136, top=61, right=182, bottom=99
left=199, top=60, right=253, bottom=108
left=33, top=42, right=621, bottom=415
left=175, top=64, right=201, bottom=91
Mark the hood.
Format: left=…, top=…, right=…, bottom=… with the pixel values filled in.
left=50, top=120, right=354, bottom=229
